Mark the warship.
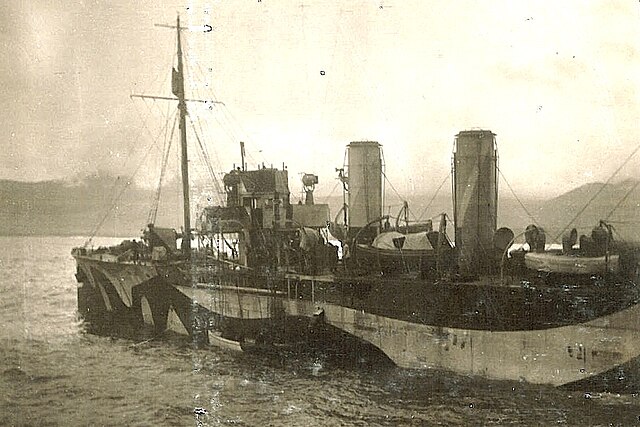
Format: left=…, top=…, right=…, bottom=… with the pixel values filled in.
left=73, top=16, right=640, bottom=389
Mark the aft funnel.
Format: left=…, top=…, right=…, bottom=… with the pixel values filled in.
left=452, top=130, right=498, bottom=276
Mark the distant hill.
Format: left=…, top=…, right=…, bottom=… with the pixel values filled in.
left=534, top=180, right=640, bottom=243
left=0, top=176, right=182, bottom=237
left=2, top=176, right=639, bottom=242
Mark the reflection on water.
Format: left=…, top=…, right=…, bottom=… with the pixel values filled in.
left=1, top=236, right=640, bottom=426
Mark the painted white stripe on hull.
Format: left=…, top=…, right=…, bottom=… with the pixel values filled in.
left=175, top=286, right=275, bottom=320
left=285, top=299, right=640, bottom=386
left=80, top=264, right=113, bottom=312
left=167, top=306, right=188, bottom=335
left=79, top=259, right=157, bottom=308
left=141, top=296, right=153, bottom=326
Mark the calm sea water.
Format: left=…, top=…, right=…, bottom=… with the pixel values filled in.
left=1, top=236, right=640, bottom=426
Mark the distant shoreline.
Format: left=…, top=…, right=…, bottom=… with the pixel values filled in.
left=0, top=233, right=137, bottom=238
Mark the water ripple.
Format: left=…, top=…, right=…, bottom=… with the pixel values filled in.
left=2, top=237, right=640, bottom=425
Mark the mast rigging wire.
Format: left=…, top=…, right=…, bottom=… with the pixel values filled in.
left=85, top=137, right=166, bottom=247
left=604, top=180, right=640, bottom=222
left=552, top=142, right=640, bottom=243
left=189, top=55, right=266, bottom=167
left=188, top=114, right=225, bottom=204
left=148, top=98, right=176, bottom=221
left=497, top=167, right=540, bottom=227
left=85, top=100, right=178, bottom=245
left=148, top=109, right=179, bottom=225
left=381, top=169, right=416, bottom=221
left=319, top=180, right=341, bottom=205
left=416, top=172, right=450, bottom=222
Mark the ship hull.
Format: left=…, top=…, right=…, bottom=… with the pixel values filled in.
left=74, top=256, right=640, bottom=389
left=74, top=256, right=299, bottom=345
left=285, top=297, right=640, bottom=387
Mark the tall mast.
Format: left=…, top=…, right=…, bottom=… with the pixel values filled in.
left=131, top=15, right=221, bottom=255
left=175, top=15, right=191, bottom=254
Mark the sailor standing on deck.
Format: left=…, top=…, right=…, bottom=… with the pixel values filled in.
left=342, top=242, right=350, bottom=271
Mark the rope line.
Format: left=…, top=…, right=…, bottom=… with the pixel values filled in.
left=85, top=135, right=162, bottom=246
left=605, top=180, right=640, bottom=222
left=148, top=110, right=179, bottom=224
left=319, top=179, right=341, bottom=205
left=497, top=167, right=540, bottom=226
left=552, top=142, right=640, bottom=243
left=381, top=169, right=412, bottom=218
left=416, top=173, right=450, bottom=221
left=191, top=57, right=267, bottom=166
left=85, top=98, right=179, bottom=245
left=188, top=115, right=225, bottom=204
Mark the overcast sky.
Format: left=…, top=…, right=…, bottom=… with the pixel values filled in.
left=2, top=0, right=640, bottom=199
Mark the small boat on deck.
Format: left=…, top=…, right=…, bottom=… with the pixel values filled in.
left=353, top=223, right=454, bottom=275
left=525, top=252, right=620, bottom=275
left=524, top=222, right=621, bottom=275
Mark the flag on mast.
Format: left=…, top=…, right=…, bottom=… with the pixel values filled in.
left=172, top=68, right=183, bottom=97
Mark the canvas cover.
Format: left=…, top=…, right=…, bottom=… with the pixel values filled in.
left=372, top=231, right=434, bottom=251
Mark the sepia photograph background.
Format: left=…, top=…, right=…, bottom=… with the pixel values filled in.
left=2, top=1, right=640, bottom=425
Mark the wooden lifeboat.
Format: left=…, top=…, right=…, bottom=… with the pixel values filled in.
left=524, top=251, right=620, bottom=275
